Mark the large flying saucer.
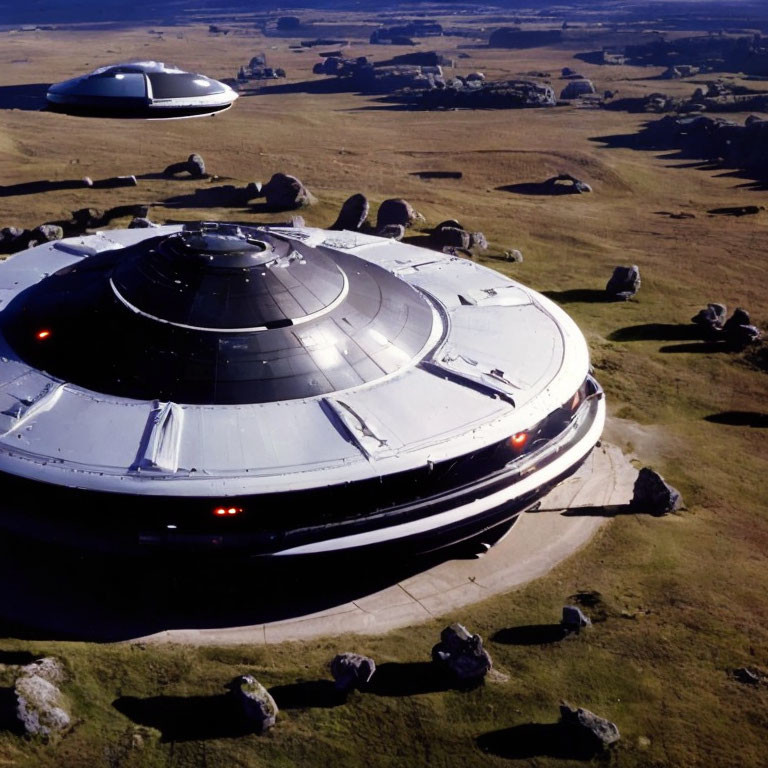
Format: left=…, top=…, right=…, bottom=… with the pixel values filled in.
left=0, top=223, right=604, bottom=558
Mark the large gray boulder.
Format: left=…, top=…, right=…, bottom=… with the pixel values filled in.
left=559, top=703, right=620, bottom=748
left=723, top=307, right=762, bottom=348
left=330, top=653, right=376, bottom=691
left=562, top=605, right=591, bottom=632
left=692, top=303, right=727, bottom=338
left=14, top=658, right=70, bottom=738
left=606, top=265, right=640, bottom=300
left=433, top=226, right=471, bottom=250
left=376, top=198, right=417, bottom=230
left=630, top=467, right=682, bottom=515
left=262, top=173, right=315, bottom=210
left=331, top=193, right=369, bottom=231
left=432, top=623, right=492, bottom=683
left=30, top=224, right=63, bottom=244
left=231, top=675, right=277, bottom=732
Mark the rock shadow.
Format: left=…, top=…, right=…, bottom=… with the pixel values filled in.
left=561, top=503, right=646, bottom=517
left=608, top=324, right=701, bottom=342
left=0, top=687, right=24, bottom=735
left=162, top=186, right=253, bottom=209
left=0, top=83, right=49, bottom=111
left=477, top=722, right=602, bottom=760
left=496, top=182, right=584, bottom=196
left=704, top=411, right=768, bottom=428
left=113, top=694, right=250, bottom=742
left=542, top=289, right=609, bottom=304
left=269, top=680, right=345, bottom=709
left=365, top=662, right=455, bottom=697
left=659, top=341, right=732, bottom=353
left=0, top=179, right=90, bottom=197
left=0, top=650, right=38, bottom=665
left=492, top=624, right=568, bottom=645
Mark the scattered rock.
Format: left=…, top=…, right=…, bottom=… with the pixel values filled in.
left=14, top=669, right=71, bottom=738
left=561, top=605, right=592, bottom=632
left=129, top=217, right=158, bottom=229
left=504, top=249, right=524, bottom=262
left=376, top=198, right=417, bottom=230
left=262, top=173, right=315, bottom=210
left=17, top=657, right=65, bottom=685
left=377, top=223, right=405, bottom=240
left=432, top=622, right=492, bottom=683
left=164, top=153, right=206, bottom=178
left=544, top=173, right=592, bottom=194
left=692, top=302, right=728, bottom=338
left=723, top=307, right=762, bottom=348
left=231, top=675, right=277, bottom=732
left=433, top=219, right=463, bottom=232
left=605, top=265, right=640, bottom=300
left=560, top=79, right=597, bottom=99
left=81, top=176, right=93, bottom=187
left=31, top=224, right=63, bottom=243
left=331, top=193, right=369, bottom=231
left=470, top=231, right=488, bottom=250
left=330, top=653, right=376, bottom=691
left=433, top=226, right=471, bottom=250
left=630, top=467, right=682, bottom=515
left=559, top=703, right=620, bottom=749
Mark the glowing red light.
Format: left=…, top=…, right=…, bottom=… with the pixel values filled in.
left=214, top=506, right=242, bottom=517
left=510, top=432, right=528, bottom=448
left=36, top=330, right=51, bottom=340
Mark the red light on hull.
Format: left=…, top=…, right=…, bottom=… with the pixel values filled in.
left=214, top=506, right=242, bottom=517
left=509, top=432, right=528, bottom=449
left=36, top=330, right=51, bottom=340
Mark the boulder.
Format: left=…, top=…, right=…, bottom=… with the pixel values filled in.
left=723, top=307, right=762, bottom=348
left=733, top=667, right=761, bottom=685
left=231, top=675, right=277, bottom=732
left=433, top=226, right=471, bottom=250
left=163, top=153, right=206, bottom=178
left=31, top=224, right=63, bottom=243
left=18, top=657, right=65, bottom=685
left=605, top=265, right=640, bottom=300
left=544, top=173, right=592, bottom=194
left=470, top=231, right=488, bottom=250
left=560, top=79, right=596, bottom=99
left=431, top=622, right=492, bottom=683
left=377, top=223, right=405, bottom=240
left=562, top=605, right=592, bottom=632
left=14, top=675, right=71, bottom=738
left=262, top=173, right=315, bottom=210
left=81, top=176, right=93, bottom=187
left=504, top=249, right=524, bottom=262
left=129, top=217, right=159, bottom=229
left=376, top=198, right=417, bottom=230
left=630, top=467, right=682, bottom=515
left=434, top=219, right=463, bottom=232
left=331, top=193, right=370, bottom=231
left=692, top=303, right=727, bottom=337
left=559, top=703, right=620, bottom=749
left=330, top=653, right=376, bottom=691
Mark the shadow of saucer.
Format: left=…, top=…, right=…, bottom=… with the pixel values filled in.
left=0, top=83, right=50, bottom=111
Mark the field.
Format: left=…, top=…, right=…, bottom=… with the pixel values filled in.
left=0, top=9, right=767, bottom=767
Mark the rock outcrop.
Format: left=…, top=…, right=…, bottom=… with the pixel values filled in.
left=432, top=623, right=492, bottom=683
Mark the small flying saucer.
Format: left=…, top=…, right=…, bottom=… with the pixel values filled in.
left=46, top=61, right=238, bottom=119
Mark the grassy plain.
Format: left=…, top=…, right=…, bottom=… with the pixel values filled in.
left=0, top=15, right=767, bottom=768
